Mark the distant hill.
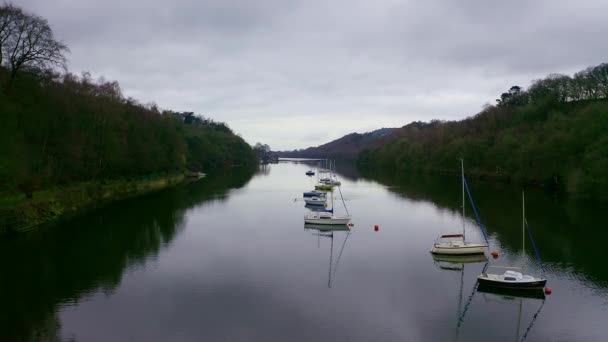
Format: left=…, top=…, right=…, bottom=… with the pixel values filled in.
left=276, top=128, right=397, bottom=159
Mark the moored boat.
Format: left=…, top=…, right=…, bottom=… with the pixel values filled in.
left=304, top=211, right=351, bottom=225
left=477, top=270, right=546, bottom=290
left=476, top=191, right=547, bottom=291
left=303, top=190, right=325, bottom=198
left=431, top=159, right=489, bottom=255
left=431, top=234, right=488, bottom=255
left=304, top=195, right=327, bottom=206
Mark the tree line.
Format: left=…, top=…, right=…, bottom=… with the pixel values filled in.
left=497, top=63, right=608, bottom=106
left=0, top=4, right=256, bottom=198
left=359, top=62, right=608, bottom=200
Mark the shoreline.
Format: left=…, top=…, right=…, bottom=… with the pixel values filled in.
left=0, top=173, right=187, bottom=236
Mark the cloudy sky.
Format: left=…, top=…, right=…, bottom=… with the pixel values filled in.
left=16, top=0, right=608, bottom=150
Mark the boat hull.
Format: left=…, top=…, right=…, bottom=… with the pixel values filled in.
left=304, top=198, right=326, bottom=205
left=304, top=218, right=351, bottom=225
left=431, top=243, right=488, bottom=255
left=431, top=253, right=488, bottom=264
left=477, top=275, right=547, bottom=290
left=304, top=223, right=350, bottom=231
left=303, top=190, right=324, bottom=198
left=477, top=283, right=546, bottom=299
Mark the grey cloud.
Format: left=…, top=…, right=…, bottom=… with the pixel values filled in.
left=15, top=0, right=608, bottom=149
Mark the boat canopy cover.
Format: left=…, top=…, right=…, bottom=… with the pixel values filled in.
left=440, top=234, right=464, bottom=238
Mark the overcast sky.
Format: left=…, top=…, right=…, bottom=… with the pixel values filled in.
left=16, top=0, right=608, bottom=150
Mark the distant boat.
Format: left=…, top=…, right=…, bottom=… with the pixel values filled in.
left=304, top=211, right=350, bottom=225
left=306, top=170, right=315, bottom=176
left=304, top=194, right=327, bottom=206
left=304, top=190, right=350, bottom=225
left=305, top=203, right=327, bottom=212
left=431, top=159, right=488, bottom=255
left=477, top=191, right=547, bottom=290
left=303, top=190, right=325, bottom=198
left=314, top=184, right=334, bottom=191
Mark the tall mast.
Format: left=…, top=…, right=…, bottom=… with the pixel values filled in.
left=461, top=159, right=465, bottom=240
left=522, top=190, right=526, bottom=269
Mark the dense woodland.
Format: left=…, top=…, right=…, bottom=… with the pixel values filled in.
left=0, top=4, right=256, bottom=198
left=359, top=63, right=608, bottom=199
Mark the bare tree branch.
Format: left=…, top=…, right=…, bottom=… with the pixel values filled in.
left=0, top=2, right=69, bottom=79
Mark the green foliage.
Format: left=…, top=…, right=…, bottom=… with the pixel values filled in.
left=0, top=68, right=256, bottom=196
left=359, top=63, right=608, bottom=200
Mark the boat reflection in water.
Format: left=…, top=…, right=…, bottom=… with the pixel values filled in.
left=431, top=253, right=488, bottom=270
left=476, top=285, right=546, bottom=341
left=477, top=282, right=546, bottom=300
left=304, top=223, right=351, bottom=288
left=430, top=252, right=487, bottom=340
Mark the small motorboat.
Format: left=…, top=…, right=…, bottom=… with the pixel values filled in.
left=304, top=211, right=351, bottom=225
left=303, top=190, right=325, bottom=198
left=304, top=195, right=327, bottom=206
left=305, top=203, right=327, bottom=212
left=306, top=170, right=315, bottom=176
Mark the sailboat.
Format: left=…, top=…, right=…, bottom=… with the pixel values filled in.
left=477, top=191, right=547, bottom=290
left=431, top=159, right=489, bottom=255
left=321, top=160, right=341, bottom=186
left=304, top=185, right=351, bottom=225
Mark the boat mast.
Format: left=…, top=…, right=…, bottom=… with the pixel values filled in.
left=461, top=158, right=465, bottom=241
left=522, top=190, right=526, bottom=270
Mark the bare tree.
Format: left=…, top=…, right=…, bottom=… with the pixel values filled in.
left=0, top=3, right=23, bottom=66
left=0, top=3, right=68, bottom=79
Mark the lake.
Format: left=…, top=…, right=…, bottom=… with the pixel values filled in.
left=1, top=160, right=607, bottom=341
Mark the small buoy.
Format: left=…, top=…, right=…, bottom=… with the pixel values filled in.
left=374, top=224, right=379, bottom=231
left=545, top=287, right=552, bottom=295
left=491, top=250, right=499, bottom=258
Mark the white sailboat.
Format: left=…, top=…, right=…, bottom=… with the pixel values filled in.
left=477, top=191, right=547, bottom=290
left=431, top=159, right=489, bottom=255
left=304, top=185, right=351, bottom=225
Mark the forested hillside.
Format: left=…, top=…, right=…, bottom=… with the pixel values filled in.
left=0, top=69, right=256, bottom=197
left=359, top=63, right=608, bottom=199
left=276, top=127, right=396, bottom=159
left=0, top=4, right=255, bottom=199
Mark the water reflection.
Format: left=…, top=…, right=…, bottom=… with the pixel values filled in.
left=474, top=289, right=546, bottom=341
left=361, top=168, right=608, bottom=285
left=0, top=168, right=256, bottom=341
left=304, top=224, right=351, bottom=288
left=281, top=159, right=362, bottom=181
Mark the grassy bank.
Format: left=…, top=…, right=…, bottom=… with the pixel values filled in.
left=0, top=173, right=185, bottom=235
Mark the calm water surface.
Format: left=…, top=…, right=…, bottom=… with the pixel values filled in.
left=1, top=161, right=607, bottom=341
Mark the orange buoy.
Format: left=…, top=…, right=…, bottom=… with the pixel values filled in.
left=491, top=250, right=499, bottom=258
left=545, top=287, right=552, bottom=295
left=374, top=224, right=379, bottom=231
